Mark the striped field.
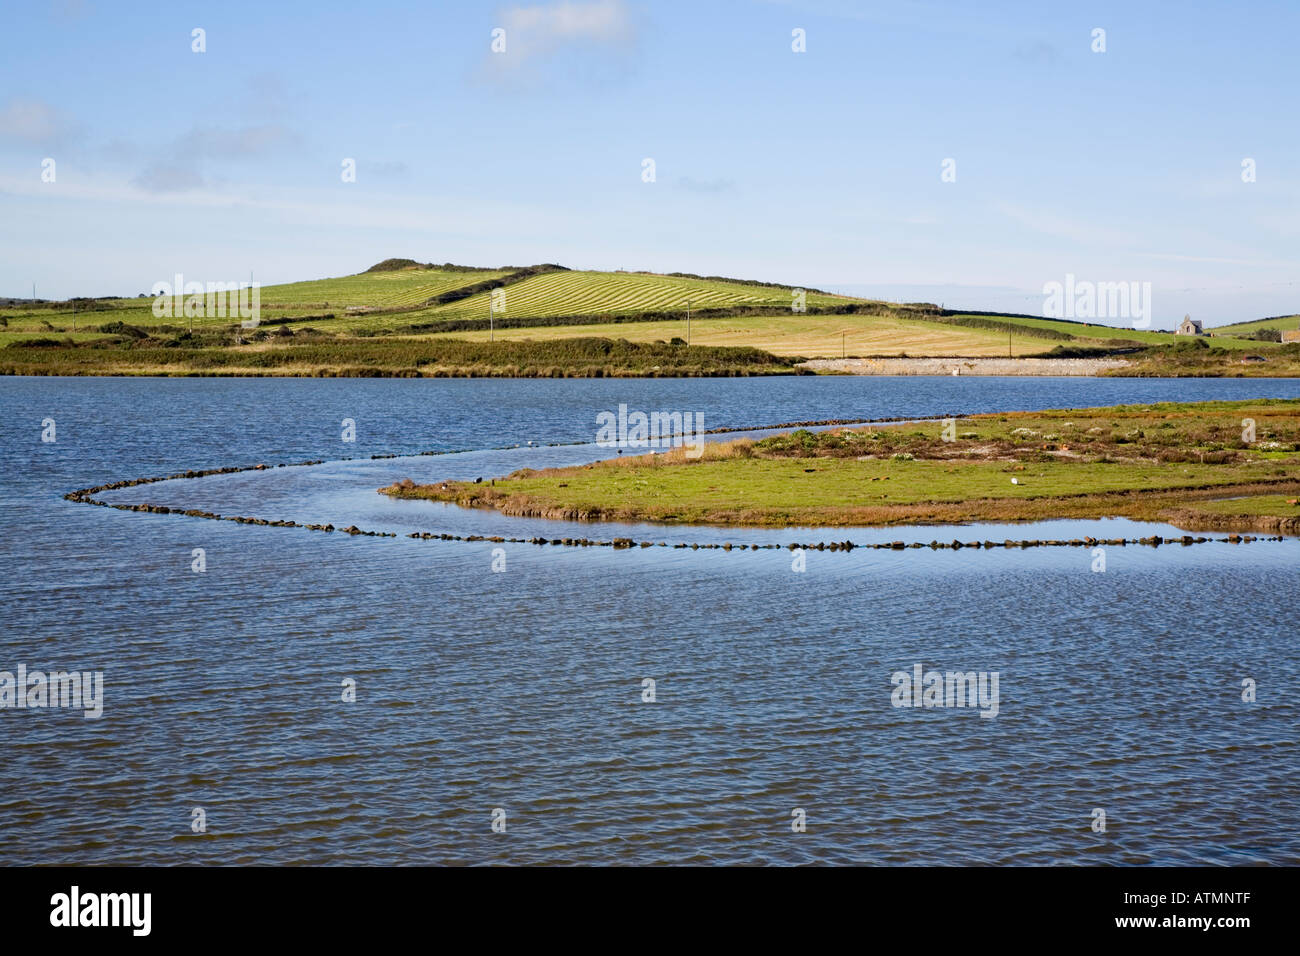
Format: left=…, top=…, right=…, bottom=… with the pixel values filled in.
left=259, top=269, right=509, bottom=308
left=417, top=313, right=1060, bottom=357
left=422, top=270, right=856, bottom=322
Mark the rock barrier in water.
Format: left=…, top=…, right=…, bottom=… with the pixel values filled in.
left=61, top=436, right=1290, bottom=555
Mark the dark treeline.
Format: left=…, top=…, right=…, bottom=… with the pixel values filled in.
left=363, top=259, right=499, bottom=273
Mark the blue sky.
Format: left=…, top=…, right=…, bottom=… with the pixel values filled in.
left=1, top=0, right=1297, bottom=327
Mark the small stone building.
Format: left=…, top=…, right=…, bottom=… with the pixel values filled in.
left=1176, top=314, right=1204, bottom=336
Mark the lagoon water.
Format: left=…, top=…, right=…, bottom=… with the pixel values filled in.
left=2, top=376, right=1298, bottom=865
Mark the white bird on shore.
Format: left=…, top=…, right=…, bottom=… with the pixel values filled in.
left=1011, top=477, right=1020, bottom=485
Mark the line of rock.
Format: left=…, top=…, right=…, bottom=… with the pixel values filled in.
left=60, top=437, right=1288, bottom=553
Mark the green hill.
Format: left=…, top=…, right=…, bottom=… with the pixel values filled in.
left=0, top=260, right=1292, bottom=362
left=1206, top=313, right=1300, bottom=338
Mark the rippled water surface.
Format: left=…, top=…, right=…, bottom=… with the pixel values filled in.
left=2, top=376, right=1298, bottom=865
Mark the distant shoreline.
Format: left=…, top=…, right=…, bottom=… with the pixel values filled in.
left=802, top=354, right=1300, bottom=377
left=802, top=357, right=1130, bottom=376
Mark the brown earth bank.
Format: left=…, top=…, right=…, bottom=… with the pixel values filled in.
left=1159, top=508, right=1300, bottom=534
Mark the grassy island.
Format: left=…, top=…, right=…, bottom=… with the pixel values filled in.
left=381, top=400, right=1300, bottom=532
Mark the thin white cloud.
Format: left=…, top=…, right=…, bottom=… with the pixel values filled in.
left=0, top=169, right=599, bottom=238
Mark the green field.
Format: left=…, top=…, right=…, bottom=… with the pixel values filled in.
left=1206, top=313, right=1300, bottom=338
left=261, top=268, right=510, bottom=308
left=408, top=307, right=1276, bottom=358
left=415, top=312, right=1066, bottom=357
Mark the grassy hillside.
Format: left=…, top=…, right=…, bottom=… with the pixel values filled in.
left=417, top=269, right=854, bottom=322
left=1206, top=313, right=1300, bottom=338
left=1, top=260, right=1293, bottom=372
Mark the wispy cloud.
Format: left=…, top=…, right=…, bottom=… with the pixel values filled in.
left=677, top=176, right=735, bottom=194
left=0, top=97, right=82, bottom=148
left=243, top=72, right=295, bottom=118
left=185, top=125, right=299, bottom=159
left=1011, top=39, right=1061, bottom=66
left=365, top=160, right=411, bottom=181
left=132, top=162, right=207, bottom=194
left=50, top=0, right=91, bottom=21
left=482, top=0, right=637, bottom=80
left=131, top=124, right=301, bottom=193
left=0, top=169, right=615, bottom=247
